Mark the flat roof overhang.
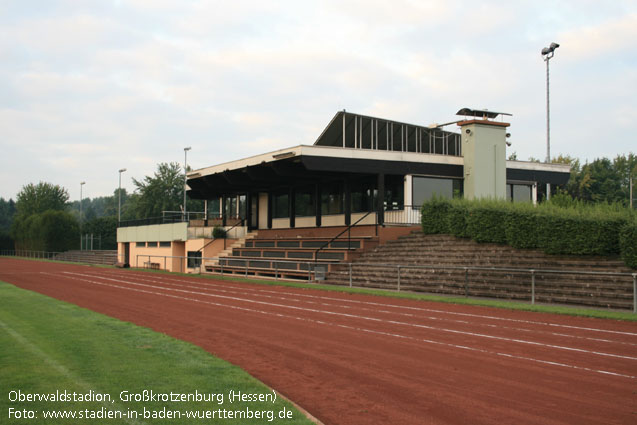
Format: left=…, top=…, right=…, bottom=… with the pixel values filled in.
left=187, top=146, right=463, bottom=199
left=187, top=145, right=570, bottom=199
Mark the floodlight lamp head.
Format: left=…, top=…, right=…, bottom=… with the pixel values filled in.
left=550, top=42, right=560, bottom=50
left=184, top=146, right=191, bottom=152
left=541, top=47, right=551, bottom=56
left=119, top=168, right=127, bottom=173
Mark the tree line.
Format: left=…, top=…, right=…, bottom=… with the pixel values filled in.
left=2, top=162, right=203, bottom=252
left=0, top=155, right=635, bottom=252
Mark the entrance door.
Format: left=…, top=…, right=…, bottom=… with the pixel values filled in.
left=124, top=242, right=130, bottom=266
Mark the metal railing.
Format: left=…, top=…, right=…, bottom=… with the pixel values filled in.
left=384, top=205, right=422, bottom=225
left=134, top=254, right=320, bottom=282
left=314, top=211, right=377, bottom=260
left=333, top=262, right=637, bottom=313
left=220, top=218, right=245, bottom=250
left=4, top=249, right=634, bottom=312
left=1, top=250, right=61, bottom=259
left=0, top=249, right=118, bottom=265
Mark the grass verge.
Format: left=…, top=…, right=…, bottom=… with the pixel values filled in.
left=0, top=281, right=316, bottom=425
left=130, top=267, right=637, bottom=322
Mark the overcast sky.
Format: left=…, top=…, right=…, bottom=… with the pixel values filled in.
left=1, top=0, right=635, bottom=201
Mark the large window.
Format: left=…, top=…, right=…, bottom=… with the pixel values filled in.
left=225, top=196, right=237, bottom=218
left=412, top=176, right=461, bottom=205
left=385, top=175, right=405, bottom=210
left=295, top=186, right=315, bottom=217
left=272, top=191, right=289, bottom=218
left=187, top=251, right=202, bottom=268
left=351, top=179, right=375, bottom=213
left=507, top=184, right=532, bottom=203
left=208, top=198, right=221, bottom=218
left=321, top=183, right=344, bottom=215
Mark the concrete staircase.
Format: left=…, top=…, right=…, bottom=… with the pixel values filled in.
left=201, top=232, right=258, bottom=269
left=53, top=250, right=118, bottom=265
left=324, top=232, right=635, bottom=310
left=204, top=234, right=378, bottom=280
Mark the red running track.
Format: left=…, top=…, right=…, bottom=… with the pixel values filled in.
left=1, top=258, right=636, bottom=424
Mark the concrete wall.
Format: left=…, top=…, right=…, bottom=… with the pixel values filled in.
left=117, top=222, right=188, bottom=243
left=461, top=121, right=508, bottom=200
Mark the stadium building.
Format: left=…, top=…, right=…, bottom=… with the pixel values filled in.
left=117, top=108, right=570, bottom=274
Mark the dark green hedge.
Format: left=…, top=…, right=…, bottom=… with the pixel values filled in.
left=466, top=202, right=508, bottom=244
left=504, top=208, right=539, bottom=249
left=420, top=198, right=636, bottom=269
left=619, top=221, right=637, bottom=268
left=421, top=197, right=451, bottom=234
left=445, top=200, right=470, bottom=238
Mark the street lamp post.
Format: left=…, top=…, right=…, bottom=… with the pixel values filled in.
left=118, top=168, right=127, bottom=223
left=541, top=42, right=559, bottom=201
left=80, top=181, right=86, bottom=250
left=184, top=147, right=191, bottom=221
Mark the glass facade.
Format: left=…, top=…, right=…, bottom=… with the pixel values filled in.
left=351, top=179, right=376, bottom=213
left=295, top=186, right=315, bottom=217
left=272, top=191, right=289, bottom=218
left=412, top=176, right=461, bottom=205
left=507, top=184, right=532, bottom=203
left=384, top=175, right=404, bottom=210
left=321, top=183, right=344, bottom=215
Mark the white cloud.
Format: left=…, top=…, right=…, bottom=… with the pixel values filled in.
left=0, top=1, right=635, bottom=200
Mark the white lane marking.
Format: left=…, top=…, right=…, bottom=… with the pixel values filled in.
left=62, top=271, right=637, bottom=362
left=103, top=270, right=637, bottom=337
left=45, top=271, right=636, bottom=380
left=87, top=271, right=637, bottom=348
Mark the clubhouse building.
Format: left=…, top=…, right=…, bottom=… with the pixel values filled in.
left=117, top=108, right=570, bottom=272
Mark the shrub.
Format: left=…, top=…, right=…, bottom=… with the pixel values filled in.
left=420, top=197, right=451, bottom=234
left=537, top=207, right=627, bottom=256
left=445, top=199, right=470, bottom=238
left=420, top=196, right=635, bottom=268
left=619, top=221, right=637, bottom=269
left=504, top=205, right=539, bottom=249
left=465, top=200, right=508, bottom=244
left=212, top=226, right=227, bottom=239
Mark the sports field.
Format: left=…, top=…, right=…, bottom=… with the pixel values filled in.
left=1, top=257, right=635, bottom=424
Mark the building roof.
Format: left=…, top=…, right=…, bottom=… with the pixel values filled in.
left=186, top=111, right=571, bottom=199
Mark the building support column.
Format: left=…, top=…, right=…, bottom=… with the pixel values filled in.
left=377, top=173, right=385, bottom=226
left=222, top=195, right=227, bottom=227
left=315, top=183, right=322, bottom=227
left=289, top=187, right=295, bottom=228
left=404, top=175, right=413, bottom=208
left=344, top=178, right=351, bottom=226
left=246, top=192, right=252, bottom=229
left=267, top=192, right=273, bottom=229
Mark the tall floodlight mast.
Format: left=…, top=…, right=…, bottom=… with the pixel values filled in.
left=541, top=42, right=559, bottom=201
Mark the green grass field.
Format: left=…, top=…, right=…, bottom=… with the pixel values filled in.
left=0, top=281, right=315, bottom=424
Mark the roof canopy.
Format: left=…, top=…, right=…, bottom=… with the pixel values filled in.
left=456, top=108, right=512, bottom=120
left=314, top=111, right=461, bottom=155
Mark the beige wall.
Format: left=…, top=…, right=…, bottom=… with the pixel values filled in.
left=117, top=222, right=188, bottom=243
left=295, top=216, right=316, bottom=227
left=272, top=218, right=290, bottom=229
left=258, top=193, right=268, bottom=229
left=129, top=244, right=173, bottom=269
left=321, top=214, right=346, bottom=226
